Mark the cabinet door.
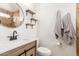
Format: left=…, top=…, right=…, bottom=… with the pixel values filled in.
left=26, top=47, right=36, bottom=56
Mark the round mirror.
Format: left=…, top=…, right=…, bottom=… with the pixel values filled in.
left=0, top=3, right=24, bottom=28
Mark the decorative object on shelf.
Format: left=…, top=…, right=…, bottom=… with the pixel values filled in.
left=30, top=18, right=38, bottom=24
left=26, top=9, right=35, bottom=17
left=26, top=23, right=34, bottom=29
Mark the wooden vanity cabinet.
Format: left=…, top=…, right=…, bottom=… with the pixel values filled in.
left=0, top=40, right=37, bottom=56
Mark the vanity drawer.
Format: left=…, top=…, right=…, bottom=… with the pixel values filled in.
left=11, top=48, right=25, bottom=56
left=24, top=41, right=36, bottom=50
left=26, top=47, right=36, bottom=56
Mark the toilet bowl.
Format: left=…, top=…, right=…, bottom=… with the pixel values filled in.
left=37, top=47, right=51, bottom=56
left=36, top=38, right=52, bottom=56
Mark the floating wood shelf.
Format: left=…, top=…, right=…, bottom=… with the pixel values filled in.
left=26, top=23, right=34, bottom=29
left=30, top=18, right=38, bottom=24
left=31, top=18, right=38, bottom=21
left=26, top=9, right=35, bottom=16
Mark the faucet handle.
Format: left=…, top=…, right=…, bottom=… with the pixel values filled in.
left=7, top=36, right=13, bottom=41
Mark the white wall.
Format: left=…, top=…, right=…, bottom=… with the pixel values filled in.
left=34, top=3, right=76, bottom=56
left=0, top=3, right=76, bottom=56
left=0, top=3, right=38, bottom=49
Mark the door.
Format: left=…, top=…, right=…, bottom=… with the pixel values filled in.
left=76, top=3, right=79, bottom=56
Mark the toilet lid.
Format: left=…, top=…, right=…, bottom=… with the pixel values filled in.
left=37, top=47, right=51, bottom=54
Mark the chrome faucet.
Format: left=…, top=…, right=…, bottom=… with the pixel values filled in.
left=8, top=30, right=18, bottom=41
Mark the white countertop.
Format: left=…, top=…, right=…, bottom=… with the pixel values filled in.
left=0, top=38, right=37, bottom=54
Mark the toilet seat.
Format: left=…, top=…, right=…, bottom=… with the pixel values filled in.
left=37, top=47, right=51, bottom=56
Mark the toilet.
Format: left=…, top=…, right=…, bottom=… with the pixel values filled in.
left=37, top=47, right=51, bottom=56
left=37, top=38, right=52, bottom=56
